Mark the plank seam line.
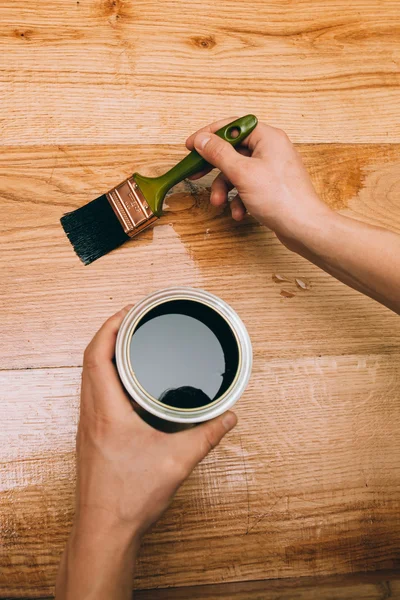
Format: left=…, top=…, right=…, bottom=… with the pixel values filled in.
left=2, top=350, right=400, bottom=373
left=0, top=364, right=82, bottom=372
left=132, top=569, right=400, bottom=596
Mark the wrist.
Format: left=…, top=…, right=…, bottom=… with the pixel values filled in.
left=72, top=508, right=142, bottom=553
left=57, top=512, right=141, bottom=600
left=271, top=201, right=340, bottom=255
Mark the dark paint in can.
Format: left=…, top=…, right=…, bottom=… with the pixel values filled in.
left=116, top=288, right=252, bottom=424
left=129, top=299, right=240, bottom=409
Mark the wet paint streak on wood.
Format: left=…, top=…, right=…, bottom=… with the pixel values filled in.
left=1, top=145, right=400, bottom=371
left=1, top=0, right=400, bottom=597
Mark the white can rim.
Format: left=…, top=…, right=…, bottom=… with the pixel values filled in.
left=116, top=287, right=252, bottom=423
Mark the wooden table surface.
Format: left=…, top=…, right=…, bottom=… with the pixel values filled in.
left=1, top=0, right=400, bottom=597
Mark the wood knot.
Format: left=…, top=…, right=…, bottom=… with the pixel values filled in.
left=14, top=29, right=33, bottom=40
left=99, top=0, right=127, bottom=18
left=191, top=35, right=216, bottom=50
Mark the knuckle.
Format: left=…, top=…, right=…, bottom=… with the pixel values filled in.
left=208, top=140, right=225, bottom=163
left=274, top=127, right=290, bottom=143
left=258, top=122, right=269, bottom=133
left=234, top=158, right=248, bottom=178
left=83, top=345, right=99, bottom=369
left=105, top=313, right=119, bottom=328
left=164, top=455, right=188, bottom=481
left=202, top=427, right=219, bottom=454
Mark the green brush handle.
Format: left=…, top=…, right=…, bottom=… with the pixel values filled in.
left=158, top=114, right=258, bottom=191
left=135, top=115, right=258, bottom=215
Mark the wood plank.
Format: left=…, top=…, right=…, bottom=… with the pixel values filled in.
left=1, top=0, right=400, bottom=144
left=1, top=354, right=399, bottom=595
left=134, top=571, right=400, bottom=600
left=1, top=144, right=400, bottom=370
left=2, top=0, right=400, bottom=596
left=9, top=572, right=400, bottom=600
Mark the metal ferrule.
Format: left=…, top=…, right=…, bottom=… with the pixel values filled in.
left=106, top=176, right=158, bottom=237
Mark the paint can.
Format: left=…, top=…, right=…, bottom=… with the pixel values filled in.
left=116, top=287, right=252, bottom=423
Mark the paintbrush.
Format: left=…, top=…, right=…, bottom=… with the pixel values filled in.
left=60, top=115, right=258, bottom=264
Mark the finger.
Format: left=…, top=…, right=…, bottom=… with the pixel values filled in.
left=192, top=133, right=247, bottom=184
left=186, top=116, right=239, bottom=150
left=230, top=194, right=247, bottom=221
left=210, top=172, right=234, bottom=206
left=242, top=123, right=271, bottom=154
left=82, top=305, right=135, bottom=401
left=187, top=149, right=248, bottom=182
left=235, top=122, right=287, bottom=155
left=236, top=145, right=251, bottom=158
left=82, top=305, right=142, bottom=417
left=84, top=305, right=133, bottom=369
left=173, top=411, right=237, bottom=473
left=187, top=166, right=213, bottom=181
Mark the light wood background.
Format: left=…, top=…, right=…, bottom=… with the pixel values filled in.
left=1, top=0, right=400, bottom=597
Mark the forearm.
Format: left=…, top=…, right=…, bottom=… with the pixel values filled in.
left=56, top=515, right=140, bottom=600
left=280, top=210, right=400, bottom=314
left=188, top=117, right=400, bottom=313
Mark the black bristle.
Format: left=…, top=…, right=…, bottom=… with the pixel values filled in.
left=60, top=194, right=130, bottom=265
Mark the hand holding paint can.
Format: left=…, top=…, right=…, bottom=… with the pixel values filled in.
left=116, top=288, right=252, bottom=424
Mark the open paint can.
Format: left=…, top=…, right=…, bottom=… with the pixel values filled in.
left=116, top=287, right=252, bottom=423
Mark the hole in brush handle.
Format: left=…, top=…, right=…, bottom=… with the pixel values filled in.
left=227, top=126, right=241, bottom=140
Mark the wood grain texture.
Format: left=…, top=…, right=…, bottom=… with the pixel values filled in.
left=1, top=0, right=400, bottom=597
left=1, top=354, right=399, bottom=595
left=10, top=572, right=400, bottom=600
left=134, top=572, right=400, bottom=599
left=1, top=144, right=400, bottom=371
left=1, top=0, right=400, bottom=144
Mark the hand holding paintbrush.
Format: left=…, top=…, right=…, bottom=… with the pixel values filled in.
left=60, top=115, right=258, bottom=265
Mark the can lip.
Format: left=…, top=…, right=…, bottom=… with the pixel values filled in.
left=116, top=287, right=253, bottom=423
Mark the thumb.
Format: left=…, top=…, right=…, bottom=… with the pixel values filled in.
left=193, top=132, right=245, bottom=183
left=174, top=411, right=238, bottom=473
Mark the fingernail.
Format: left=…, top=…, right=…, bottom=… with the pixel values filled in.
left=222, top=411, right=237, bottom=431
left=194, top=133, right=211, bottom=150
